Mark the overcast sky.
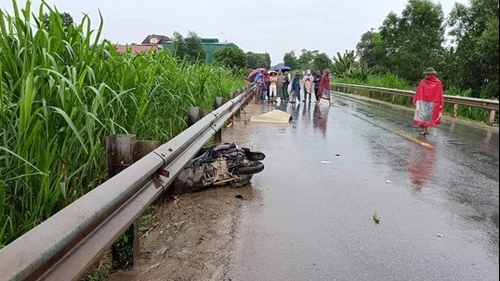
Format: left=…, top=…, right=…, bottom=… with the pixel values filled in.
left=2, top=0, right=466, bottom=64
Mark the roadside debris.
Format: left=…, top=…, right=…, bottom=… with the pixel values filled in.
left=372, top=212, right=381, bottom=224
left=320, top=160, right=333, bottom=164
left=437, top=233, right=444, bottom=238
left=386, top=180, right=392, bottom=184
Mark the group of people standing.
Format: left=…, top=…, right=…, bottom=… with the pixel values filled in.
left=253, top=69, right=289, bottom=103
left=253, top=66, right=445, bottom=136
left=253, top=69, right=333, bottom=106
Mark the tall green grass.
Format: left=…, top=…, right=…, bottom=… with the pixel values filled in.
left=0, top=0, right=244, bottom=247
left=333, top=73, right=494, bottom=124
left=334, top=73, right=412, bottom=90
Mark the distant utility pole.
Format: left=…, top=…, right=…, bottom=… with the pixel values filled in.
left=219, top=31, right=227, bottom=42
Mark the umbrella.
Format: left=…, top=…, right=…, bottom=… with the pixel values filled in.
left=248, top=68, right=268, bottom=82
left=274, top=65, right=291, bottom=72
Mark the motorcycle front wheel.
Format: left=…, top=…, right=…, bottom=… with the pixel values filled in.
left=232, top=161, right=264, bottom=175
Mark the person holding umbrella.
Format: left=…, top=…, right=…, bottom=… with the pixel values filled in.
left=275, top=65, right=291, bottom=72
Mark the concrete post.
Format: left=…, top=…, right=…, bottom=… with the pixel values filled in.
left=452, top=104, right=459, bottom=118
left=487, top=110, right=496, bottom=126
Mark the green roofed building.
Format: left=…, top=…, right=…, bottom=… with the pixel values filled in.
left=163, top=38, right=238, bottom=63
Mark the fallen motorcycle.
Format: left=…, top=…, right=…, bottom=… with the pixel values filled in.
left=169, top=142, right=265, bottom=194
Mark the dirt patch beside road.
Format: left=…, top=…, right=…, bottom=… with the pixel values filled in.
left=106, top=102, right=269, bottom=281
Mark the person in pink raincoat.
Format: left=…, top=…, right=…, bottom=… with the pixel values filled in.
left=317, top=69, right=332, bottom=106
left=412, top=67, right=444, bottom=135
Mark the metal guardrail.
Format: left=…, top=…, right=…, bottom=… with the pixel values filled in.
left=332, top=83, right=499, bottom=126
left=0, top=85, right=255, bottom=281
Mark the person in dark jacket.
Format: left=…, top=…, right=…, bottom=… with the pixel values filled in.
left=313, top=70, right=322, bottom=102
left=283, top=71, right=290, bottom=100
left=290, top=73, right=301, bottom=103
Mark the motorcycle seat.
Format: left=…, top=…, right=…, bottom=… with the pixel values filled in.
left=213, top=142, right=237, bottom=152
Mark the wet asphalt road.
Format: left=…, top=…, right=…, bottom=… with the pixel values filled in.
left=227, top=93, right=499, bottom=281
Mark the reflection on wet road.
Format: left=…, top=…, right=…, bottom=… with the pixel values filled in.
left=227, top=94, right=499, bottom=281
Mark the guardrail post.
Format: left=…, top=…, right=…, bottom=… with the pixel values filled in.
left=242, top=87, right=251, bottom=106
left=187, top=106, right=210, bottom=127
left=106, top=135, right=160, bottom=270
left=487, top=110, right=496, bottom=126
left=391, top=94, right=395, bottom=104
left=187, top=107, right=201, bottom=127
left=135, top=140, right=161, bottom=161
left=452, top=104, right=459, bottom=118
left=214, top=96, right=224, bottom=143
left=223, top=94, right=232, bottom=127
left=200, top=108, right=211, bottom=118
left=406, top=97, right=412, bottom=107
left=229, top=92, right=240, bottom=117
left=107, top=134, right=137, bottom=179
left=106, top=134, right=138, bottom=269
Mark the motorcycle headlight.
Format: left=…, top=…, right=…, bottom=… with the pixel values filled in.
left=228, top=152, right=239, bottom=158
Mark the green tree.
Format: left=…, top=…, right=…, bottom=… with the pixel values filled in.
left=171, top=31, right=187, bottom=59
left=245, top=52, right=271, bottom=69
left=283, top=51, right=299, bottom=70
left=246, top=52, right=259, bottom=69
left=42, top=11, right=74, bottom=30
left=356, top=29, right=388, bottom=68
left=259, top=53, right=272, bottom=69
left=171, top=31, right=206, bottom=63
left=184, top=31, right=206, bottom=63
left=379, top=0, right=446, bottom=84
left=448, top=0, right=499, bottom=98
left=213, top=46, right=247, bottom=69
left=312, top=52, right=333, bottom=72
left=297, top=49, right=319, bottom=70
